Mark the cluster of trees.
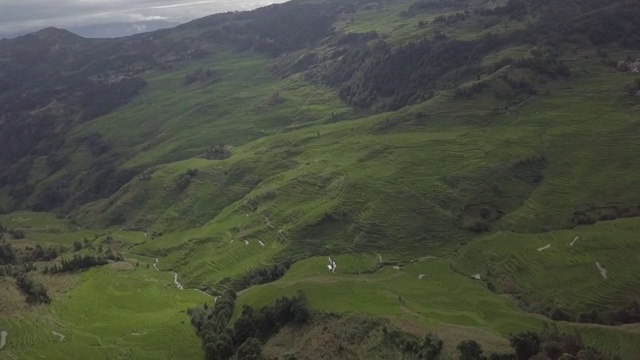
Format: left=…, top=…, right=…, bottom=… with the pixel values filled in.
left=433, top=11, right=470, bottom=25
left=575, top=301, right=640, bottom=326
left=221, top=260, right=293, bottom=291
left=456, top=326, right=615, bottom=360
left=205, top=145, right=230, bottom=160
left=176, top=168, right=199, bottom=191
left=25, top=243, right=63, bottom=262
left=570, top=205, right=640, bottom=227
left=15, top=273, right=51, bottom=304
left=45, top=252, right=121, bottom=273
left=401, top=0, right=468, bottom=18
left=384, top=330, right=444, bottom=359
left=190, top=290, right=310, bottom=359
left=0, top=243, right=17, bottom=265
left=8, top=229, right=25, bottom=239
left=0, top=242, right=64, bottom=268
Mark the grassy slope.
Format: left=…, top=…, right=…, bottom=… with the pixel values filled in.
left=237, top=254, right=640, bottom=358
left=0, top=212, right=208, bottom=360
left=2, top=0, right=640, bottom=358
left=455, top=217, right=640, bottom=315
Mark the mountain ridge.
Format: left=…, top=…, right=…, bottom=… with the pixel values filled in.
left=1, top=0, right=640, bottom=358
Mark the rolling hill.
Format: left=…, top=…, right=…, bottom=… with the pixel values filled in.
left=1, top=0, right=640, bottom=358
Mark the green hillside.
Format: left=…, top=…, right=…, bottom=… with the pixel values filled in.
left=2, top=0, right=640, bottom=358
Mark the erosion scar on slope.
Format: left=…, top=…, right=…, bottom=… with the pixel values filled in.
left=0, top=330, right=7, bottom=350
left=537, top=244, right=551, bottom=252
left=570, top=236, right=579, bottom=247
left=52, top=331, right=65, bottom=342
left=174, top=272, right=184, bottom=290
left=596, top=262, right=608, bottom=279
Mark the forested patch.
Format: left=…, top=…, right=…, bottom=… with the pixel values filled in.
left=15, top=273, right=51, bottom=304
left=189, top=290, right=310, bottom=359
left=218, top=259, right=294, bottom=292
left=46, top=252, right=122, bottom=273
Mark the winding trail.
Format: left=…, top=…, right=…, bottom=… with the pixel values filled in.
left=537, top=244, right=551, bottom=252
left=174, top=272, right=184, bottom=290
left=570, top=236, right=579, bottom=247
left=0, top=330, right=7, bottom=350
left=596, top=262, right=608, bottom=279
left=154, top=258, right=214, bottom=297
left=52, top=331, right=65, bottom=342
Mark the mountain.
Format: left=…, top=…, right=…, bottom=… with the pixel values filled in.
left=67, top=21, right=183, bottom=39
left=1, top=0, right=640, bottom=359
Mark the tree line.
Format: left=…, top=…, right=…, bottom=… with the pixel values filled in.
left=218, top=259, right=294, bottom=292
left=189, top=290, right=310, bottom=360
left=456, top=325, right=617, bottom=360
left=44, top=252, right=122, bottom=274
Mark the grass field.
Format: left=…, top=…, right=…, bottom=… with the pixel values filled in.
left=455, top=217, right=640, bottom=316
left=237, top=254, right=640, bottom=358
left=0, top=212, right=208, bottom=360
left=0, top=265, right=208, bottom=360
left=2, top=0, right=640, bottom=358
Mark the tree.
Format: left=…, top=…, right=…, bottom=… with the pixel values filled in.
left=290, top=290, right=310, bottom=323
left=510, top=332, right=541, bottom=360
left=458, top=339, right=484, bottom=360
left=420, top=333, right=444, bottom=359
left=14, top=273, right=51, bottom=304
left=235, top=337, right=263, bottom=360
left=9, top=229, right=25, bottom=239
left=73, top=240, right=83, bottom=252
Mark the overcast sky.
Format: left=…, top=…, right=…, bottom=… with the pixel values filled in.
left=0, top=0, right=288, bottom=38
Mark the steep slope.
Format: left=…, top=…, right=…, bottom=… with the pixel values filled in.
left=2, top=0, right=640, bottom=358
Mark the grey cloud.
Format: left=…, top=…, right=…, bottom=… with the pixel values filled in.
left=0, top=0, right=287, bottom=38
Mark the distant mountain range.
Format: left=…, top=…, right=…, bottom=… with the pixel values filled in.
left=0, top=19, right=182, bottom=39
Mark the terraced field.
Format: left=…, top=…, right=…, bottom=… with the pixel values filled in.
left=2, top=0, right=640, bottom=358
left=237, top=254, right=640, bottom=358
left=0, top=263, right=208, bottom=360
left=455, top=218, right=640, bottom=316
left=0, top=212, right=208, bottom=359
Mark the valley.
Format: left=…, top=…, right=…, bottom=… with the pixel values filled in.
left=1, top=0, right=640, bottom=358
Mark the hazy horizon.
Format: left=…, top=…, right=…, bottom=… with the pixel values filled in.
left=0, top=0, right=289, bottom=39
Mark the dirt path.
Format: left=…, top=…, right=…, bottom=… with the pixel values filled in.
left=0, top=330, right=7, bottom=350
left=52, top=331, right=65, bottom=342
left=536, top=244, right=551, bottom=252
left=570, top=236, right=579, bottom=247
left=174, top=272, right=184, bottom=290
left=154, top=258, right=213, bottom=297
left=596, top=262, right=608, bottom=279
left=258, top=240, right=265, bottom=247
left=327, top=257, right=336, bottom=273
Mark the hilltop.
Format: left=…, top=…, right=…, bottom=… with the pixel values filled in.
left=1, top=0, right=640, bottom=358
